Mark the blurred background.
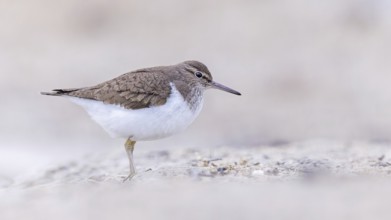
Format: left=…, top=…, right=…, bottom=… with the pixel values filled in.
left=1, top=0, right=391, bottom=177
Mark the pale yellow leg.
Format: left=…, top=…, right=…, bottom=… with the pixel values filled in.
left=123, top=138, right=136, bottom=182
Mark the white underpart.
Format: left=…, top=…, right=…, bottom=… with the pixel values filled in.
left=68, top=83, right=203, bottom=141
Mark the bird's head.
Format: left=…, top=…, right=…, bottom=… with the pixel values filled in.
left=181, top=60, right=241, bottom=96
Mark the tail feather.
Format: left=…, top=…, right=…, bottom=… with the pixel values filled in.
left=40, top=88, right=79, bottom=96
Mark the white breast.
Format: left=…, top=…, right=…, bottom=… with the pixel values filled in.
left=68, top=83, right=204, bottom=141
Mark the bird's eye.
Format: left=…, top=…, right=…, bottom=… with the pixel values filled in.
left=194, top=71, right=203, bottom=78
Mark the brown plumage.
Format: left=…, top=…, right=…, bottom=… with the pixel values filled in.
left=41, top=61, right=213, bottom=110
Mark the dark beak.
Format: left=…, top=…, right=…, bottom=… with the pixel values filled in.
left=210, top=81, right=241, bottom=96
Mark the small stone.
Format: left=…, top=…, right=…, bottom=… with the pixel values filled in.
left=239, top=159, right=248, bottom=166
left=265, top=168, right=279, bottom=176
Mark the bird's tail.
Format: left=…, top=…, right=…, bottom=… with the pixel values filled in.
left=40, top=88, right=78, bottom=96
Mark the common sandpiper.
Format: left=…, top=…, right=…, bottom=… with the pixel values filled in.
left=41, top=60, right=241, bottom=180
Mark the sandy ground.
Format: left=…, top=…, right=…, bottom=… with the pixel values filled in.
left=2, top=140, right=391, bottom=220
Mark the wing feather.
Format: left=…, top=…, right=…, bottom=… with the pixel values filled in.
left=65, top=69, right=171, bottom=109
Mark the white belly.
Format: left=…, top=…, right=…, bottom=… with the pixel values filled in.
left=69, top=84, right=203, bottom=140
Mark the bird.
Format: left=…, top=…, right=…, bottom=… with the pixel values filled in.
left=41, top=60, right=241, bottom=180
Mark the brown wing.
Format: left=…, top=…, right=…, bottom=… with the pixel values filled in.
left=61, top=69, right=171, bottom=109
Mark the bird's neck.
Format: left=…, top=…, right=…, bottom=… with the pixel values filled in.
left=185, top=86, right=204, bottom=112
left=171, top=78, right=204, bottom=112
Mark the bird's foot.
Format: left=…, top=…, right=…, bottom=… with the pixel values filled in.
left=122, top=173, right=136, bottom=182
